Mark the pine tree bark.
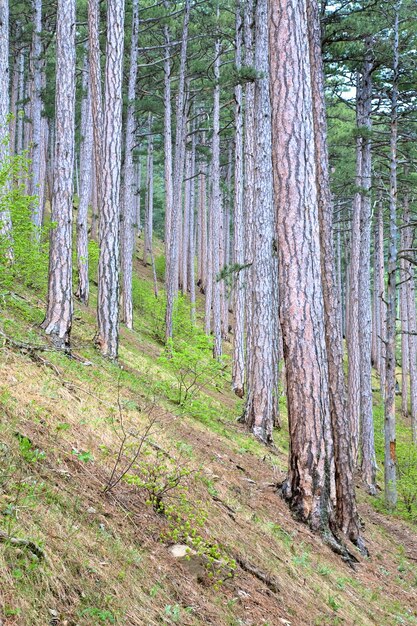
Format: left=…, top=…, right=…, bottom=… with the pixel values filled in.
left=0, top=0, right=13, bottom=250
left=357, top=43, right=377, bottom=494
left=307, top=0, right=363, bottom=542
left=30, top=0, right=44, bottom=231
left=270, top=0, right=336, bottom=531
left=88, top=0, right=103, bottom=240
left=163, top=0, right=174, bottom=268
left=165, top=0, right=190, bottom=342
left=96, top=0, right=125, bottom=359
left=243, top=0, right=275, bottom=443
left=41, top=0, right=76, bottom=349
left=211, top=25, right=223, bottom=360
left=347, top=77, right=363, bottom=465
left=75, top=50, right=93, bottom=305
left=120, top=0, right=139, bottom=329
left=143, top=116, right=154, bottom=267
left=384, top=3, right=400, bottom=510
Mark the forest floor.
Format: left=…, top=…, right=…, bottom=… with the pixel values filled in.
left=1, top=247, right=417, bottom=626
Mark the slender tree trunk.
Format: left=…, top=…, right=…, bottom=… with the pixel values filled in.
left=358, top=42, right=377, bottom=494
left=30, top=0, right=43, bottom=230
left=400, top=215, right=409, bottom=416
left=204, top=169, right=213, bottom=336
left=384, top=3, right=400, bottom=510
left=16, top=51, right=25, bottom=156
left=188, top=132, right=196, bottom=323
left=163, top=3, right=173, bottom=269
left=347, top=77, right=363, bottom=465
left=376, top=187, right=387, bottom=395
left=96, top=0, right=125, bottom=359
left=211, top=23, right=222, bottom=359
left=0, top=0, right=13, bottom=251
left=307, top=0, right=363, bottom=543
left=270, top=0, right=337, bottom=533
left=143, top=116, right=154, bottom=266
left=88, top=0, right=103, bottom=243
left=243, top=0, right=275, bottom=442
left=41, top=0, right=76, bottom=349
left=120, top=0, right=139, bottom=329
left=165, top=0, right=190, bottom=342
left=243, top=0, right=255, bottom=389
left=9, top=51, right=19, bottom=156
left=75, top=50, right=93, bottom=305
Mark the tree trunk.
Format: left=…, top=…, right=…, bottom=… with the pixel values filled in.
left=307, top=0, right=363, bottom=543
left=143, top=115, right=154, bottom=267
left=41, top=0, right=76, bottom=349
left=96, top=0, right=125, bottom=359
left=163, top=1, right=173, bottom=268
left=270, top=0, right=336, bottom=532
left=165, top=0, right=190, bottom=342
left=88, top=0, right=104, bottom=243
left=242, top=0, right=275, bottom=443
left=384, top=3, right=400, bottom=510
left=211, top=23, right=223, bottom=360
left=75, top=49, right=93, bottom=305
left=0, top=0, right=13, bottom=251
left=357, top=42, right=377, bottom=494
left=120, top=0, right=139, bottom=329
left=232, top=2, right=245, bottom=395
left=30, top=0, right=44, bottom=231
left=347, top=76, right=363, bottom=465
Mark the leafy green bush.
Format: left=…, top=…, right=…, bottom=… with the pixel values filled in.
left=0, top=153, right=49, bottom=296
left=158, top=336, right=228, bottom=406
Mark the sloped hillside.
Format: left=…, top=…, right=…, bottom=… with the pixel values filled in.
left=1, top=261, right=417, bottom=626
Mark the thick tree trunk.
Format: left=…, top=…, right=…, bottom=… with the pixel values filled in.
left=120, top=0, right=139, bottom=329
left=96, top=0, right=125, bottom=359
left=307, top=0, right=363, bottom=543
left=75, top=50, right=93, bottom=305
left=242, top=0, right=275, bottom=443
left=270, top=0, right=336, bottom=532
left=384, top=4, right=400, bottom=510
left=42, top=0, right=76, bottom=349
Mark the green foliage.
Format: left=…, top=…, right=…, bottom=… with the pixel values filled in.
left=125, top=450, right=236, bottom=584
left=159, top=336, right=228, bottom=407
left=0, top=153, right=49, bottom=297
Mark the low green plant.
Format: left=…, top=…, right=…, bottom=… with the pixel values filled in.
left=159, top=336, right=228, bottom=407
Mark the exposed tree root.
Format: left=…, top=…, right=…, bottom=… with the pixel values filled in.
left=234, top=555, right=280, bottom=594
left=0, top=530, right=44, bottom=560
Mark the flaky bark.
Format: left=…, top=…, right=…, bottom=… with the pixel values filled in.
left=30, top=0, right=43, bottom=231
left=357, top=43, right=376, bottom=494
left=120, top=0, right=139, bottom=329
left=165, top=0, right=190, bottom=342
left=75, top=50, right=93, bottom=305
left=307, top=0, right=362, bottom=543
left=97, top=0, right=125, bottom=359
left=232, top=3, right=246, bottom=397
left=42, top=0, right=76, bottom=349
left=88, top=0, right=103, bottom=237
left=270, top=0, right=336, bottom=532
left=384, top=3, right=400, bottom=510
left=0, top=0, right=13, bottom=250
left=243, top=0, right=275, bottom=443
left=211, top=24, right=222, bottom=359
left=347, top=77, right=362, bottom=465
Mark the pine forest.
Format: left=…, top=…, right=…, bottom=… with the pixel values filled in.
left=1, top=1, right=417, bottom=624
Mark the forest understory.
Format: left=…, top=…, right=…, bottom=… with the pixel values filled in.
left=1, top=253, right=417, bottom=626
